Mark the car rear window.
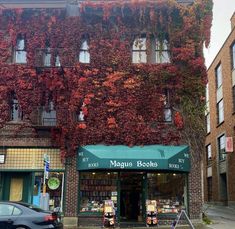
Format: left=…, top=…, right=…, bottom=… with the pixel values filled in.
left=17, top=202, right=46, bottom=213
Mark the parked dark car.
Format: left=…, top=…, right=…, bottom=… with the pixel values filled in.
left=0, top=201, right=63, bottom=229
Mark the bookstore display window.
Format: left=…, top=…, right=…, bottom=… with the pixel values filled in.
left=79, top=172, right=118, bottom=213
left=147, top=173, right=186, bottom=214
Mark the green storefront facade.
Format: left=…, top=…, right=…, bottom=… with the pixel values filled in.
left=77, top=145, right=190, bottom=226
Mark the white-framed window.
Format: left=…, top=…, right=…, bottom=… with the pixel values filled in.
left=132, top=36, right=147, bottom=64
left=206, top=144, right=212, bottom=165
left=218, top=134, right=226, bottom=161
left=217, top=99, right=224, bottom=124
left=215, top=64, right=222, bottom=89
left=231, top=42, right=235, bottom=70
left=155, top=39, right=170, bottom=63
left=15, top=35, right=27, bottom=64
left=206, top=113, right=210, bottom=133
left=79, top=40, right=90, bottom=64
left=43, top=41, right=61, bottom=67
left=10, top=93, right=23, bottom=121
left=162, top=89, right=172, bottom=122
left=41, top=101, right=56, bottom=126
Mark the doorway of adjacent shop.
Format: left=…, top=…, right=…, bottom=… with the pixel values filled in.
left=120, top=172, right=144, bottom=222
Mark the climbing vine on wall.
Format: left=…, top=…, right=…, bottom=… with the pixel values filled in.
left=0, top=0, right=213, bottom=159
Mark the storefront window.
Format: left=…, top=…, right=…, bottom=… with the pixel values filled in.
left=33, top=172, right=64, bottom=211
left=80, top=172, right=118, bottom=213
left=147, top=173, right=186, bottom=214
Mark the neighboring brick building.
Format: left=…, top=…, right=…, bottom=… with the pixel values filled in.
left=0, top=0, right=212, bottom=227
left=205, top=12, right=235, bottom=206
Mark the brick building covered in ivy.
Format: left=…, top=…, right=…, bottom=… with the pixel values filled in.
left=0, top=0, right=212, bottom=227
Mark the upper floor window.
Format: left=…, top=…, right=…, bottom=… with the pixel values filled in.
left=10, top=93, right=23, bottom=121
left=79, top=40, right=90, bottom=64
left=231, top=42, right=235, bottom=70
left=132, top=36, right=147, bottom=64
left=41, top=101, right=56, bottom=126
left=132, top=36, right=170, bottom=64
left=155, top=39, right=170, bottom=64
left=163, top=89, right=172, bottom=122
left=218, top=134, right=226, bottom=161
left=217, top=99, right=224, bottom=124
left=206, top=144, right=212, bottom=165
left=233, top=86, right=235, bottom=112
left=15, top=35, right=27, bottom=64
left=44, top=41, right=61, bottom=67
left=215, top=64, right=222, bottom=89
left=206, top=113, right=210, bottom=133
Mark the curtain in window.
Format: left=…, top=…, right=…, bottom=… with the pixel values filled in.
left=132, top=37, right=147, bottom=63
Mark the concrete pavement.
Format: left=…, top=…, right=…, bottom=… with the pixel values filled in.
left=64, top=204, right=235, bottom=229
left=203, top=204, right=235, bottom=229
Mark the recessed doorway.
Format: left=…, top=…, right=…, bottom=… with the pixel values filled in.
left=120, top=172, right=143, bottom=222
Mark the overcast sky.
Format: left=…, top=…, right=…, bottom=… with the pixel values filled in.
left=203, top=0, right=235, bottom=68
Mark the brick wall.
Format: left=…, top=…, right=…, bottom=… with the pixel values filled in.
left=64, top=156, right=79, bottom=217
left=188, top=159, right=202, bottom=219
left=205, top=20, right=235, bottom=205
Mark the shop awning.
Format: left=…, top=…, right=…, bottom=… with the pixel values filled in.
left=77, top=145, right=190, bottom=172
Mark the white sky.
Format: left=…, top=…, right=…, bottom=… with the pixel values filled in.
left=203, top=0, right=235, bottom=68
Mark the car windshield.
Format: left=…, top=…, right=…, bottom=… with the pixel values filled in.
left=16, top=202, right=47, bottom=213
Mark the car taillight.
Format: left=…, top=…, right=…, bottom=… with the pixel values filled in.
left=44, top=214, right=57, bottom=221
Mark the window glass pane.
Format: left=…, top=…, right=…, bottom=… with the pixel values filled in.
left=44, top=53, right=51, bottom=66
left=17, top=38, right=25, bottom=50
left=15, top=51, right=27, bottom=64
left=12, top=207, right=21, bottom=216
left=55, top=55, right=61, bottom=67
left=133, top=38, right=147, bottom=51
left=206, top=83, right=209, bottom=102
left=156, top=40, right=170, bottom=63
left=147, top=173, right=185, bottom=214
left=206, top=114, right=210, bottom=133
left=79, top=51, right=90, bottom=64
left=217, top=100, right=224, bottom=123
left=216, top=64, right=222, bottom=88
left=81, top=40, right=89, bottom=50
left=132, top=51, right=147, bottom=63
left=232, top=43, right=235, bottom=69
left=206, top=144, right=212, bottom=164
left=80, top=172, right=118, bottom=213
left=0, top=204, right=14, bottom=216
left=219, top=135, right=226, bottom=160
left=164, top=108, right=172, bottom=122
left=42, top=102, right=56, bottom=126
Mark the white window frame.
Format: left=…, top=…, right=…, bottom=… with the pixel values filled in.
left=132, top=36, right=147, bottom=64
left=79, top=40, right=90, bottom=64
left=155, top=39, right=170, bottom=63
left=206, top=144, right=212, bottom=165
left=218, top=134, right=226, bottom=161
left=15, top=35, right=27, bottom=64
left=217, top=99, right=224, bottom=124
left=232, top=42, right=235, bottom=70
left=215, top=64, right=222, bottom=89
left=206, top=113, right=210, bottom=133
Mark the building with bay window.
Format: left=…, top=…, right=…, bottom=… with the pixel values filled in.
left=0, top=0, right=212, bottom=227
left=204, top=12, right=235, bottom=207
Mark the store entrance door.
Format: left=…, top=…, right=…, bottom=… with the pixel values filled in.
left=120, top=172, right=143, bottom=222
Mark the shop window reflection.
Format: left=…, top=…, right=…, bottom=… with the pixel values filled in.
left=147, top=173, right=186, bottom=214
left=79, top=172, right=118, bottom=213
